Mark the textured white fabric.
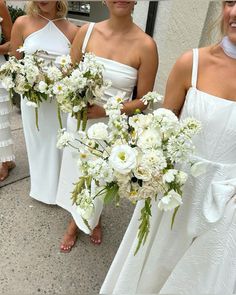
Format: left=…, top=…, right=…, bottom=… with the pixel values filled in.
left=21, top=20, right=70, bottom=204
left=100, top=49, right=236, bottom=294
left=56, top=22, right=138, bottom=233
left=0, top=22, right=15, bottom=162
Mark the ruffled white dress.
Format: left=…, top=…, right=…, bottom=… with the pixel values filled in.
left=21, top=17, right=70, bottom=204
left=0, top=18, right=15, bottom=163
left=56, top=22, right=138, bottom=233
left=100, top=49, right=236, bottom=294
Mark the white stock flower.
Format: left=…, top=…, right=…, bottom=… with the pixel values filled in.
left=129, top=113, right=153, bottom=132
left=176, top=171, right=188, bottom=185
left=57, top=129, right=75, bottom=149
left=47, top=66, right=62, bottom=81
left=109, top=145, right=137, bottom=174
left=87, top=122, right=109, bottom=140
left=76, top=188, right=94, bottom=220
left=158, top=190, right=183, bottom=211
left=2, top=77, right=14, bottom=90
left=141, top=91, right=163, bottom=105
left=162, top=169, right=178, bottom=183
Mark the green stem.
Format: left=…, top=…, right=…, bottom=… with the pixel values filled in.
left=57, top=104, right=63, bottom=129
left=82, top=108, right=88, bottom=131
left=35, top=108, right=39, bottom=131
left=77, top=111, right=81, bottom=131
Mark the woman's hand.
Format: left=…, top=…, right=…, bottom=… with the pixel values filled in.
left=87, top=104, right=106, bottom=119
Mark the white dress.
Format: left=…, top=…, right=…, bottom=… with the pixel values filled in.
left=21, top=17, right=70, bottom=204
left=100, top=49, right=236, bottom=294
left=56, top=22, right=138, bottom=233
left=0, top=18, right=15, bottom=163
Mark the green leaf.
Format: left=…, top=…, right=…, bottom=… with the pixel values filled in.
left=103, top=183, right=119, bottom=204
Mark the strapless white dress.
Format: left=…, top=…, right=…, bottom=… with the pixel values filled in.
left=56, top=22, right=138, bottom=233
left=100, top=49, right=236, bottom=294
left=0, top=18, right=15, bottom=163
left=21, top=19, right=70, bottom=204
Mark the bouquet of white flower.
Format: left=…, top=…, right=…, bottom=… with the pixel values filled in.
left=57, top=91, right=201, bottom=254
left=0, top=51, right=72, bottom=130
left=53, top=53, right=111, bottom=131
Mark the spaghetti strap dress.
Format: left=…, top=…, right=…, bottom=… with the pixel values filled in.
left=100, top=48, right=236, bottom=294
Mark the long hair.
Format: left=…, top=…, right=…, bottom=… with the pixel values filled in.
left=26, top=1, right=68, bottom=18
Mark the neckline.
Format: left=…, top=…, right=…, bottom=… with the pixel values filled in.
left=38, top=14, right=65, bottom=22
left=95, top=56, right=138, bottom=72
left=24, top=21, right=71, bottom=45
left=189, top=86, right=236, bottom=104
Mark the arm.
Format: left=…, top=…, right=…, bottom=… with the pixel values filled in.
left=70, top=24, right=89, bottom=64
left=0, top=1, right=12, bottom=55
left=163, top=50, right=193, bottom=116
left=123, top=37, right=158, bottom=115
left=9, top=16, right=25, bottom=59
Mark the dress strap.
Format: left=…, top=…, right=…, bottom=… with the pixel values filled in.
left=82, top=22, right=95, bottom=54
left=191, top=48, right=199, bottom=88
left=38, top=14, right=66, bottom=22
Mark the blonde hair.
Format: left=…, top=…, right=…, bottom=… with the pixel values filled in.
left=26, top=1, right=68, bottom=18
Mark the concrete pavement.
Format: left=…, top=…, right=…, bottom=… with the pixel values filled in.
left=0, top=107, right=134, bottom=294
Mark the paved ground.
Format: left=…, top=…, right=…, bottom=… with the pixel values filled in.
left=0, top=107, right=134, bottom=295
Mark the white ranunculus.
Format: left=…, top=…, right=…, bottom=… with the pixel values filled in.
left=137, top=128, right=162, bottom=150
left=158, top=189, right=183, bottom=211
left=191, top=161, right=208, bottom=177
left=134, top=165, right=152, bottom=181
left=109, top=145, right=137, bottom=174
left=38, top=81, right=48, bottom=93
left=87, top=123, right=108, bottom=140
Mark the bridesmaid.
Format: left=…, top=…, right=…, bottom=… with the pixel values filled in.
left=0, top=0, right=15, bottom=181
left=10, top=1, right=78, bottom=203
left=57, top=0, right=158, bottom=252
left=100, top=1, right=236, bottom=294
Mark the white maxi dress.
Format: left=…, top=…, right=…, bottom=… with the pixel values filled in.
left=100, top=49, right=236, bottom=294
left=21, top=17, right=70, bottom=204
left=56, top=22, right=138, bottom=233
left=0, top=18, right=15, bottom=163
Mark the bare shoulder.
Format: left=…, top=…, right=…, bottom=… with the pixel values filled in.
left=134, top=26, right=157, bottom=52
left=13, top=15, right=32, bottom=28
left=174, top=50, right=193, bottom=74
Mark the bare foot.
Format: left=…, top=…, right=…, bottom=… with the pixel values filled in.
left=0, top=161, right=16, bottom=181
left=90, top=219, right=102, bottom=245
left=60, top=220, right=78, bottom=253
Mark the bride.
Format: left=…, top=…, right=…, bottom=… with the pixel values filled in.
left=100, top=1, right=236, bottom=294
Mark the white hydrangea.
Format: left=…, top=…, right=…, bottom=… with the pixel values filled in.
left=57, top=129, right=75, bottom=149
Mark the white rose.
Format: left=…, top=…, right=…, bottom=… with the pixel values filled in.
left=87, top=122, right=108, bottom=140
left=158, top=189, right=183, bottom=211
left=109, top=145, right=137, bottom=174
